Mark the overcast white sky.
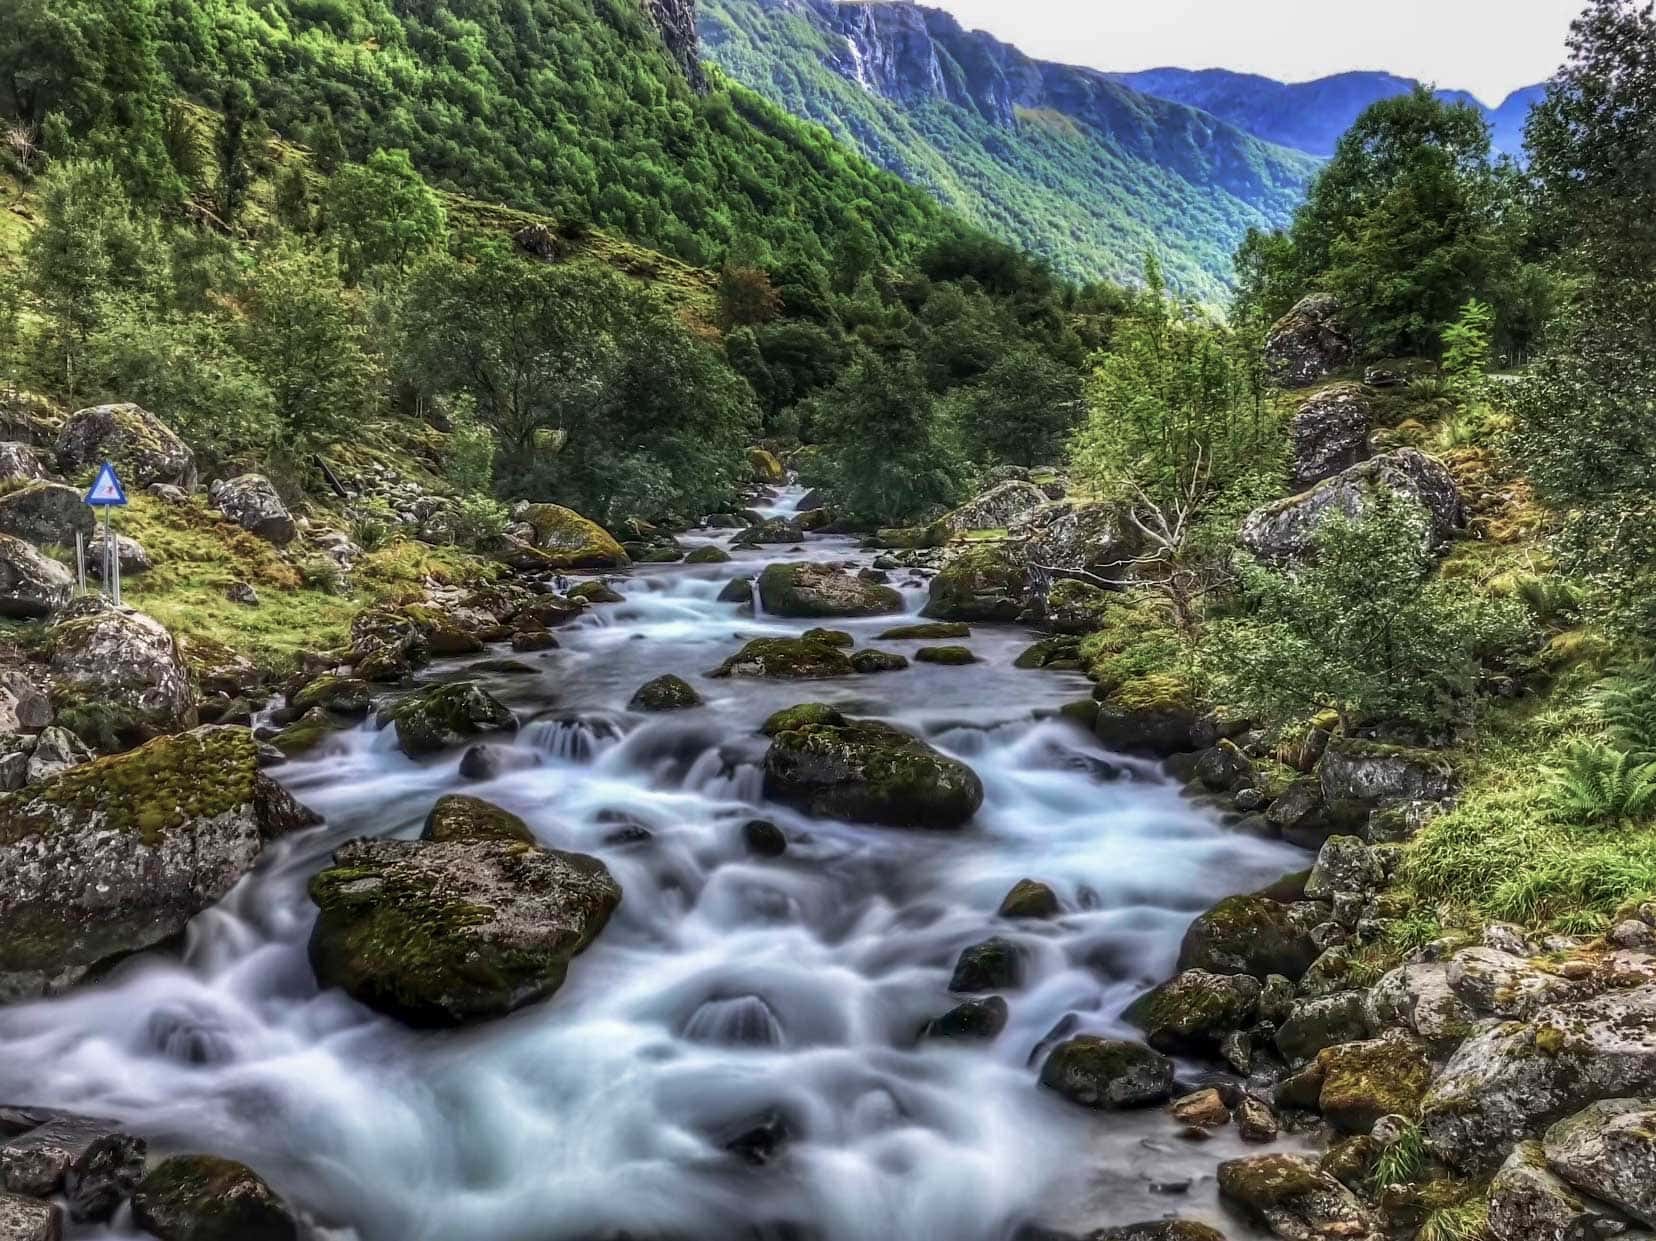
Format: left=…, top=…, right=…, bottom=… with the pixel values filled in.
left=925, top=0, right=1582, bottom=104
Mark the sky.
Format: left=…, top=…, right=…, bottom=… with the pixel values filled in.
left=925, top=0, right=1582, bottom=105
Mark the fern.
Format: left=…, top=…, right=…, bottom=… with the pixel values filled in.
left=1514, top=574, right=1582, bottom=626
left=1598, top=662, right=1656, bottom=762
left=1548, top=738, right=1656, bottom=825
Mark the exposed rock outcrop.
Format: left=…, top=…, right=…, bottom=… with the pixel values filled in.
left=1265, top=294, right=1355, bottom=388
left=1290, top=383, right=1372, bottom=489
left=210, top=475, right=297, bottom=546
left=55, top=403, right=197, bottom=489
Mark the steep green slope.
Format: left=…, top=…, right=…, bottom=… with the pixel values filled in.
left=7, top=0, right=963, bottom=273
left=698, top=0, right=1319, bottom=298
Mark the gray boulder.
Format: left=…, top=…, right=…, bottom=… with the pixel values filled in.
left=0, top=1191, right=59, bottom=1240
left=0, top=442, right=47, bottom=484
left=1319, top=738, right=1456, bottom=805
left=1240, top=449, right=1464, bottom=564
left=1009, top=498, right=1133, bottom=577
left=0, top=727, right=318, bottom=1001
left=1265, top=294, right=1355, bottom=388
left=1449, top=947, right=1586, bottom=1020
left=0, top=482, right=94, bottom=547
left=1542, top=1099, right=1656, bottom=1226
left=48, top=601, right=195, bottom=736
left=86, top=530, right=151, bottom=579
left=1130, top=969, right=1261, bottom=1055
left=1275, top=991, right=1372, bottom=1066
left=757, top=562, right=902, bottom=618
left=1290, top=383, right=1372, bottom=489
left=55, top=403, right=196, bottom=489
left=1177, top=894, right=1319, bottom=981
left=0, top=1110, right=145, bottom=1222
left=1305, top=836, right=1384, bottom=901
left=1217, top=1152, right=1378, bottom=1240
left=0, top=534, right=73, bottom=619
left=1489, top=1140, right=1636, bottom=1241
left=936, top=481, right=1049, bottom=536
left=210, top=474, right=296, bottom=545
left=1422, top=984, right=1656, bottom=1173
left=384, top=682, right=516, bottom=757
left=1366, top=962, right=1476, bottom=1054
left=130, top=1154, right=297, bottom=1241
left=24, top=726, right=91, bottom=786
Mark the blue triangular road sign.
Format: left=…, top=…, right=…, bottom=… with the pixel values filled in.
left=84, top=462, right=128, bottom=507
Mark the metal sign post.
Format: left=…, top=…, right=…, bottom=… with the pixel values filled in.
left=83, top=461, right=128, bottom=605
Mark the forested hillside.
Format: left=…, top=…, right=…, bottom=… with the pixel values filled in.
left=699, top=0, right=1318, bottom=298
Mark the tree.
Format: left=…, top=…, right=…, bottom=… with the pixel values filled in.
left=241, top=245, right=377, bottom=470
left=812, top=350, right=963, bottom=525
left=949, top=346, right=1083, bottom=467
left=215, top=82, right=257, bottom=228
left=716, top=263, right=782, bottom=329
left=324, top=149, right=447, bottom=282
left=1203, top=493, right=1524, bottom=732
left=1070, top=275, right=1277, bottom=510
left=21, top=158, right=157, bottom=394
left=1512, top=0, right=1656, bottom=633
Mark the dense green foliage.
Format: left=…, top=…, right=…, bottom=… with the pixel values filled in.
left=699, top=0, right=1317, bottom=300
left=1234, top=88, right=1548, bottom=359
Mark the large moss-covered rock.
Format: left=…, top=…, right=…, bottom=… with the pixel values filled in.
left=513, top=503, right=630, bottom=569
left=1091, top=1223, right=1225, bottom=1241
left=0, top=727, right=318, bottom=1001
left=1421, top=984, right=1656, bottom=1173
left=1092, top=678, right=1197, bottom=757
left=0, top=441, right=47, bottom=484
left=307, top=833, right=621, bottom=1026
left=1038, top=1036, right=1174, bottom=1109
left=1217, top=1152, right=1376, bottom=1241
left=386, top=682, right=516, bottom=756
left=47, top=601, right=195, bottom=738
left=1177, top=894, right=1319, bottom=981
left=628, top=674, right=703, bottom=711
left=1275, top=991, right=1372, bottom=1066
left=421, top=794, right=534, bottom=844
left=130, top=1154, right=296, bottom=1241
left=747, top=446, right=785, bottom=483
left=935, top=481, right=1048, bottom=536
left=1319, top=738, right=1456, bottom=805
left=1241, top=448, right=1464, bottom=565
left=710, top=637, right=854, bottom=680
left=56, top=403, right=197, bottom=489
left=0, top=482, right=94, bottom=547
left=1129, top=969, right=1261, bottom=1055
left=0, top=532, right=73, bottom=619
left=921, top=546, right=1028, bottom=622
left=762, top=714, right=983, bottom=829
left=757, top=563, right=901, bottom=618
left=1008, top=498, right=1133, bottom=578
left=1316, top=1034, right=1432, bottom=1132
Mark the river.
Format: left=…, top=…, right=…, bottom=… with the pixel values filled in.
left=0, top=486, right=1304, bottom=1240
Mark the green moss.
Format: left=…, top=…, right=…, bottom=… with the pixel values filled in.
left=516, top=504, right=629, bottom=569
left=762, top=702, right=847, bottom=735
left=0, top=727, right=258, bottom=848
left=802, top=628, right=854, bottom=648
left=710, top=637, right=856, bottom=679
left=422, top=794, right=534, bottom=844
left=1108, top=673, right=1191, bottom=713
left=879, top=623, right=971, bottom=640
left=915, top=645, right=977, bottom=665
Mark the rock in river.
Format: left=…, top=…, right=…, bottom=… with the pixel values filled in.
left=385, top=681, right=516, bottom=756
left=131, top=1154, right=297, bottom=1241
left=1039, top=1037, right=1174, bottom=1110
left=757, top=563, right=902, bottom=618
left=1176, top=894, right=1319, bottom=981
left=0, top=726, right=318, bottom=1001
left=762, top=711, right=983, bottom=829
left=307, top=831, right=622, bottom=1026
left=710, top=637, right=855, bottom=680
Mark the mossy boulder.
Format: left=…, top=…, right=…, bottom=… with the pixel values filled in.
left=48, top=601, right=195, bottom=739
left=288, top=674, right=373, bottom=717
left=685, top=545, right=731, bottom=564
left=1128, top=969, right=1262, bottom=1056
left=513, top=503, right=629, bottom=569
left=1275, top=991, right=1372, bottom=1066
left=1014, top=635, right=1084, bottom=670
left=271, top=707, right=340, bottom=758
left=758, top=563, right=902, bottom=618
left=762, top=714, right=983, bottom=829
left=879, top=623, right=971, bottom=641
left=731, top=518, right=804, bottom=546
left=920, top=546, right=1028, bottom=622
left=1263, top=294, right=1355, bottom=388
left=1316, top=1034, right=1432, bottom=1132
left=949, top=936, right=1022, bottom=991
left=131, top=1155, right=295, bottom=1241
left=307, top=833, right=621, bottom=1026
left=1542, top=1103, right=1656, bottom=1228
left=209, top=475, right=296, bottom=545
left=914, top=645, right=977, bottom=665
left=1043, top=578, right=1115, bottom=634
left=1319, top=737, right=1456, bottom=805
left=1092, top=677, right=1197, bottom=757
left=386, top=682, right=516, bottom=756
left=56, top=403, right=197, bottom=489
left=421, top=794, right=534, bottom=844
left=1039, top=1036, right=1174, bottom=1109
left=0, top=726, right=318, bottom=1001
left=1177, top=894, right=1319, bottom=981
left=568, top=581, right=624, bottom=604
left=717, top=576, right=754, bottom=604
left=1092, top=1223, right=1225, bottom=1241
left=628, top=674, right=703, bottom=711
left=0, top=481, right=95, bottom=546
left=851, top=649, right=908, bottom=674
left=710, top=637, right=855, bottom=680
left=748, top=446, right=786, bottom=483
left=998, top=878, right=1060, bottom=919
left=802, top=627, right=854, bottom=647
left=1217, top=1152, right=1375, bottom=1241
left=921, top=995, right=1009, bottom=1041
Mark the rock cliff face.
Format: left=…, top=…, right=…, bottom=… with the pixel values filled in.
left=647, top=0, right=707, bottom=92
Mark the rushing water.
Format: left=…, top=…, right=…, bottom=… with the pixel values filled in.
left=0, top=487, right=1305, bottom=1240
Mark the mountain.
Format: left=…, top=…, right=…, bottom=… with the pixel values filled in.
left=1109, top=68, right=1547, bottom=160
left=698, top=0, right=1319, bottom=299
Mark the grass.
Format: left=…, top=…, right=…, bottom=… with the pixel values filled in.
left=1371, top=1121, right=1428, bottom=1191
left=1418, top=1197, right=1491, bottom=1241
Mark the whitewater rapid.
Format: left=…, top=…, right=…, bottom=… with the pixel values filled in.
left=0, top=487, right=1304, bottom=1240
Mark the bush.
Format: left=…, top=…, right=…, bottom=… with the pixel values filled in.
left=451, top=495, right=509, bottom=548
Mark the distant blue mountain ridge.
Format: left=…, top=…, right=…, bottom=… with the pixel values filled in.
left=1108, top=67, right=1546, bottom=160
